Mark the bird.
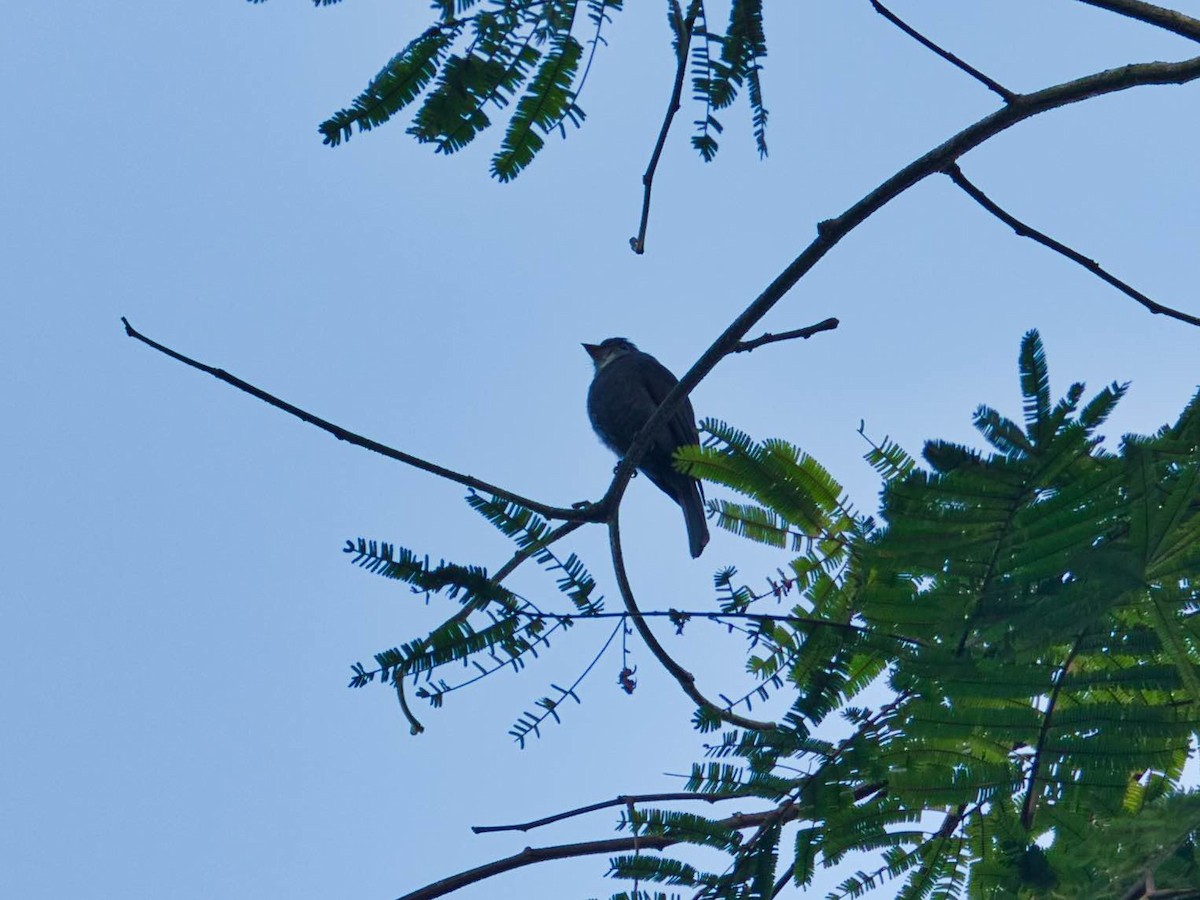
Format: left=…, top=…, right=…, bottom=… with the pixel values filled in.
left=583, top=337, right=710, bottom=558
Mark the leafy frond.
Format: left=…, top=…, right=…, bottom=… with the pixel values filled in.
left=466, top=494, right=604, bottom=614
left=491, top=32, right=584, bottom=181
left=344, top=538, right=518, bottom=614
left=304, top=0, right=770, bottom=176
left=320, top=25, right=462, bottom=146
left=710, top=499, right=804, bottom=550
left=1018, top=328, right=1052, bottom=443
left=697, top=0, right=769, bottom=156
left=860, top=425, right=917, bottom=484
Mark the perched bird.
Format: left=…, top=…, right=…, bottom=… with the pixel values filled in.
left=584, top=337, right=710, bottom=558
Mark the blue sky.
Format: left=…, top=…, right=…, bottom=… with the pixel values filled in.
left=4, top=2, right=1199, bottom=898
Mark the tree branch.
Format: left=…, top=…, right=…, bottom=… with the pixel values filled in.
left=868, top=0, right=1016, bottom=101
left=500, top=606, right=926, bottom=648
left=944, top=163, right=1200, bottom=328
left=472, top=790, right=747, bottom=834
left=631, top=0, right=701, bottom=255
left=126, top=57, right=1200, bottom=554
left=120, top=318, right=598, bottom=522
left=608, top=511, right=781, bottom=732
left=397, top=805, right=797, bottom=900
left=1078, top=0, right=1200, bottom=42
left=1020, top=636, right=1084, bottom=830
left=602, top=53, right=1200, bottom=520
left=732, top=317, right=840, bottom=353
left=489, top=520, right=585, bottom=586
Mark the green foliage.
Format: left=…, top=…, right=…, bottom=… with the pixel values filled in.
left=251, top=0, right=773, bottom=177
left=618, top=333, right=1200, bottom=898
left=345, top=331, right=1200, bottom=898
left=344, top=495, right=615, bottom=741
left=320, top=24, right=463, bottom=148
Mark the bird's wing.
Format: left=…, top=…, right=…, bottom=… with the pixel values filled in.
left=637, top=354, right=701, bottom=450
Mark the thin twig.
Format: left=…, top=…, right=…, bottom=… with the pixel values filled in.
left=509, top=616, right=624, bottom=746
left=121, top=318, right=599, bottom=522
left=631, top=0, right=701, bottom=254
left=394, top=677, right=425, bottom=735
left=608, top=510, right=781, bottom=732
left=472, top=790, right=746, bottom=834
left=868, top=0, right=1016, bottom=101
left=732, top=317, right=840, bottom=353
left=1078, top=0, right=1200, bottom=42
left=944, top=164, right=1200, bottom=328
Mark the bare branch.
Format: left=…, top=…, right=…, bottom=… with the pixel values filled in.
left=608, top=511, right=781, bottom=732
left=472, top=790, right=747, bottom=834
left=732, top=317, right=840, bottom=353
left=397, top=806, right=798, bottom=900
left=944, top=164, right=1200, bottom=328
left=603, top=53, right=1200, bottom=515
left=1078, top=0, right=1200, bottom=42
left=631, top=0, right=701, bottom=255
left=394, top=677, right=425, bottom=736
left=868, top=0, right=1017, bottom=101
left=121, top=318, right=598, bottom=522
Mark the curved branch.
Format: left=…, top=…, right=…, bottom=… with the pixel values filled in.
left=120, top=318, right=597, bottom=523
left=944, top=163, right=1200, bottom=327
left=1078, top=0, right=1200, bottom=42
left=600, top=52, right=1200, bottom=519
left=394, top=677, right=425, bottom=736
left=608, top=511, right=781, bottom=732
left=397, top=806, right=797, bottom=900
left=472, top=790, right=747, bottom=834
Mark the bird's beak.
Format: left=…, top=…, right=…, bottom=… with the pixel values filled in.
left=582, top=343, right=601, bottom=361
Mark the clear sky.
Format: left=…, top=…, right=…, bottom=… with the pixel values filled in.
left=4, top=2, right=1199, bottom=898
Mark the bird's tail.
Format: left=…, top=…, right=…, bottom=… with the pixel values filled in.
left=680, top=480, right=710, bottom=558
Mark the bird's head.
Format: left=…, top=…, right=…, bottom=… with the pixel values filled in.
left=583, top=337, right=637, bottom=372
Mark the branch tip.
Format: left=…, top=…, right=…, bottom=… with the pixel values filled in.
left=868, top=0, right=1015, bottom=101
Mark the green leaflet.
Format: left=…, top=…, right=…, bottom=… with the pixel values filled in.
left=491, top=31, right=585, bottom=181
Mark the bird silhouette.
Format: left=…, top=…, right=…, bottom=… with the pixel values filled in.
left=584, top=337, right=709, bottom=558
